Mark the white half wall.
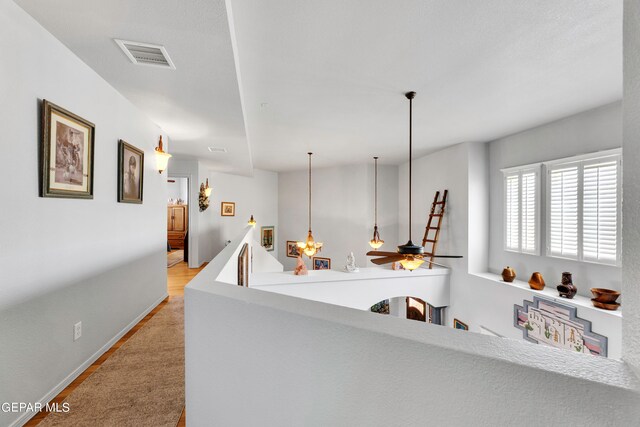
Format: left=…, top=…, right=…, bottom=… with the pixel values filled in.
left=278, top=163, right=398, bottom=272
left=488, top=102, right=622, bottom=296
left=0, top=2, right=167, bottom=425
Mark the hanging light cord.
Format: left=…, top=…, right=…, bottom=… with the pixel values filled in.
left=308, top=152, right=312, bottom=232
left=374, top=157, right=378, bottom=226
left=408, top=93, right=413, bottom=240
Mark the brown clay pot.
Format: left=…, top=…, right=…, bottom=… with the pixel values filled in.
left=501, top=266, right=516, bottom=283
left=590, top=288, right=621, bottom=304
left=528, top=272, right=545, bottom=290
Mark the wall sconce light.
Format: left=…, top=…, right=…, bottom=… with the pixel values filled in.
left=199, top=178, right=211, bottom=212
left=248, top=215, right=256, bottom=227
left=155, top=135, right=172, bottom=174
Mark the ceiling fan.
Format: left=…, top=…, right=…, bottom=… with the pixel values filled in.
left=367, top=91, right=462, bottom=270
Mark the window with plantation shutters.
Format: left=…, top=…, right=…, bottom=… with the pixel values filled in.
left=545, top=150, right=621, bottom=266
left=502, top=165, right=540, bottom=254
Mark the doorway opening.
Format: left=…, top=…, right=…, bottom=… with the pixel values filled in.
left=167, top=176, right=189, bottom=268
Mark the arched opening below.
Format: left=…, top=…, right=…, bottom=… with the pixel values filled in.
left=369, top=296, right=444, bottom=325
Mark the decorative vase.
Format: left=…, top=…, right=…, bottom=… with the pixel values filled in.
left=501, top=266, right=516, bottom=283
left=557, top=272, right=577, bottom=299
left=528, top=272, right=545, bottom=290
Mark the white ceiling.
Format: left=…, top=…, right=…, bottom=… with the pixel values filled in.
left=16, top=0, right=622, bottom=173
left=15, top=0, right=253, bottom=174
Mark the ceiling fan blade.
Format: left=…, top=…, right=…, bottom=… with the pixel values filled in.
left=366, top=251, right=400, bottom=257
left=430, top=255, right=463, bottom=259
left=370, top=255, right=405, bottom=265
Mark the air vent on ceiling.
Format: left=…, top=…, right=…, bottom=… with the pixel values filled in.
left=114, top=39, right=176, bottom=70
left=208, top=147, right=228, bottom=153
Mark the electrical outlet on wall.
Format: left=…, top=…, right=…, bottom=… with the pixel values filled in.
left=74, top=321, right=82, bottom=341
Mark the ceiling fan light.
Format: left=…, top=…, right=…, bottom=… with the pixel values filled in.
left=400, top=256, right=424, bottom=271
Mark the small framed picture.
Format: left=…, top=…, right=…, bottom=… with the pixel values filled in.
left=40, top=100, right=95, bottom=199
left=313, top=257, right=331, bottom=270
left=261, top=226, right=275, bottom=251
left=118, top=140, right=144, bottom=203
left=221, top=202, right=235, bottom=216
left=286, top=241, right=300, bottom=258
left=454, top=319, right=469, bottom=331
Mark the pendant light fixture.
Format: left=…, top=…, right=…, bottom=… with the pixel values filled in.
left=369, top=156, right=384, bottom=249
left=397, top=91, right=424, bottom=270
left=154, top=135, right=172, bottom=174
left=297, top=152, right=323, bottom=257
left=248, top=215, right=256, bottom=227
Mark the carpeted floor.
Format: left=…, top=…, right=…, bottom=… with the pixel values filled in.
left=167, top=250, right=184, bottom=268
left=39, top=298, right=185, bottom=427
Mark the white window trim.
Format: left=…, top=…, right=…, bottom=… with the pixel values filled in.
left=544, top=148, right=622, bottom=267
left=501, top=163, right=541, bottom=255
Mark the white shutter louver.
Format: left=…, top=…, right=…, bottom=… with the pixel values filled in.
left=505, top=174, right=520, bottom=251
left=583, top=160, right=618, bottom=265
left=549, top=165, right=579, bottom=258
left=521, top=172, right=537, bottom=253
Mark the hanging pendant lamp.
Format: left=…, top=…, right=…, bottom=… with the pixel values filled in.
left=297, top=152, right=323, bottom=257
left=369, top=156, right=384, bottom=249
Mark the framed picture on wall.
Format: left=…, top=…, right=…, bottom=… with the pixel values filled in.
left=117, top=140, right=144, bottom=203
left=454, top=319, right=469, bottom=331
left=221, top=201, right=235, bottom=216
left=261, top=226, right=275, bottom=251
left=313, top=257, right=331, bottom=270
left=40, top=100, right=95, bottom=199
left=286, top=241, right=300, bottom=258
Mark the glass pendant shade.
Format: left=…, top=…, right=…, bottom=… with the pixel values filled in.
left=154, top=135, right=172, bottom=174
left=204, top=178, right=212, bottom=197
left=369, top=225, right=384, bottom=249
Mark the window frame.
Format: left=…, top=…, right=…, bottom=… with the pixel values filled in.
left=544, top=148, right=622, bottom=267
left=501, top=163, right=541, bottom=256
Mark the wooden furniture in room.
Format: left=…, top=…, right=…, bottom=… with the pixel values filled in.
left=168, top=204, right=188, bottom=249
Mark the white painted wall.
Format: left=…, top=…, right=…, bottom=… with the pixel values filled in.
left=278, top=163, right=398, bottom=272
left=199, top=166, right=278, bottom=263
left=622, top=0, right=640, bottom=373
left=488, top=102, right=622, bottom=297
left=0, top=2, right=167, bottom=425
left=167, top=177, right=188, bottom=203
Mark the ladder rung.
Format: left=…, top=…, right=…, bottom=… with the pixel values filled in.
left=431, top=213, right=443, bottom=217
left=434, top=201, right=445, bottom=205
left=424, top=239, right=436, bottom=243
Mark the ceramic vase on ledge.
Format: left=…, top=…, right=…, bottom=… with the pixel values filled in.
left=501, top=266, right=516, bottom=283
left=528, top=272, right=545, bottom=290
left=557, top=272, right=577, bottom=299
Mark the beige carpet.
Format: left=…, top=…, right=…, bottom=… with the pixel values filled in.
left=40, top=298, right=185, bottom=427
left=167, top=250, right=184, bottom=268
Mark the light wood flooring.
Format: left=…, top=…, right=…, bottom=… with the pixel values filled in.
left=25, top=260, right=206, bottom=426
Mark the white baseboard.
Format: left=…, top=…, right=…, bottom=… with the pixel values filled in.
left=11, top=293, right=169, bottom=427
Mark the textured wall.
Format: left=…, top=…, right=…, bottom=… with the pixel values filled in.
left=0, top=1, right=167, bottom=426
left=623, top=0, right=640, bottom=372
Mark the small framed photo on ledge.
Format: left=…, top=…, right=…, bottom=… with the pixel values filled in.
left=286, top=241, right=300, bottom=258
left=454, top=319, right=469, bottom=331
left=221, top=201, right=235, bottom=216
left=313, top=257, right=331, bottom=270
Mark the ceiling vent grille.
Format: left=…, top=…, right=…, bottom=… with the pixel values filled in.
left=115, top=39, right=176, bottom=70
left=208, top=147, right=228, bottom=153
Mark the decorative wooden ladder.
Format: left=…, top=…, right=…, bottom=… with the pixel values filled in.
left=421, top=190, right=448, bottom=269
